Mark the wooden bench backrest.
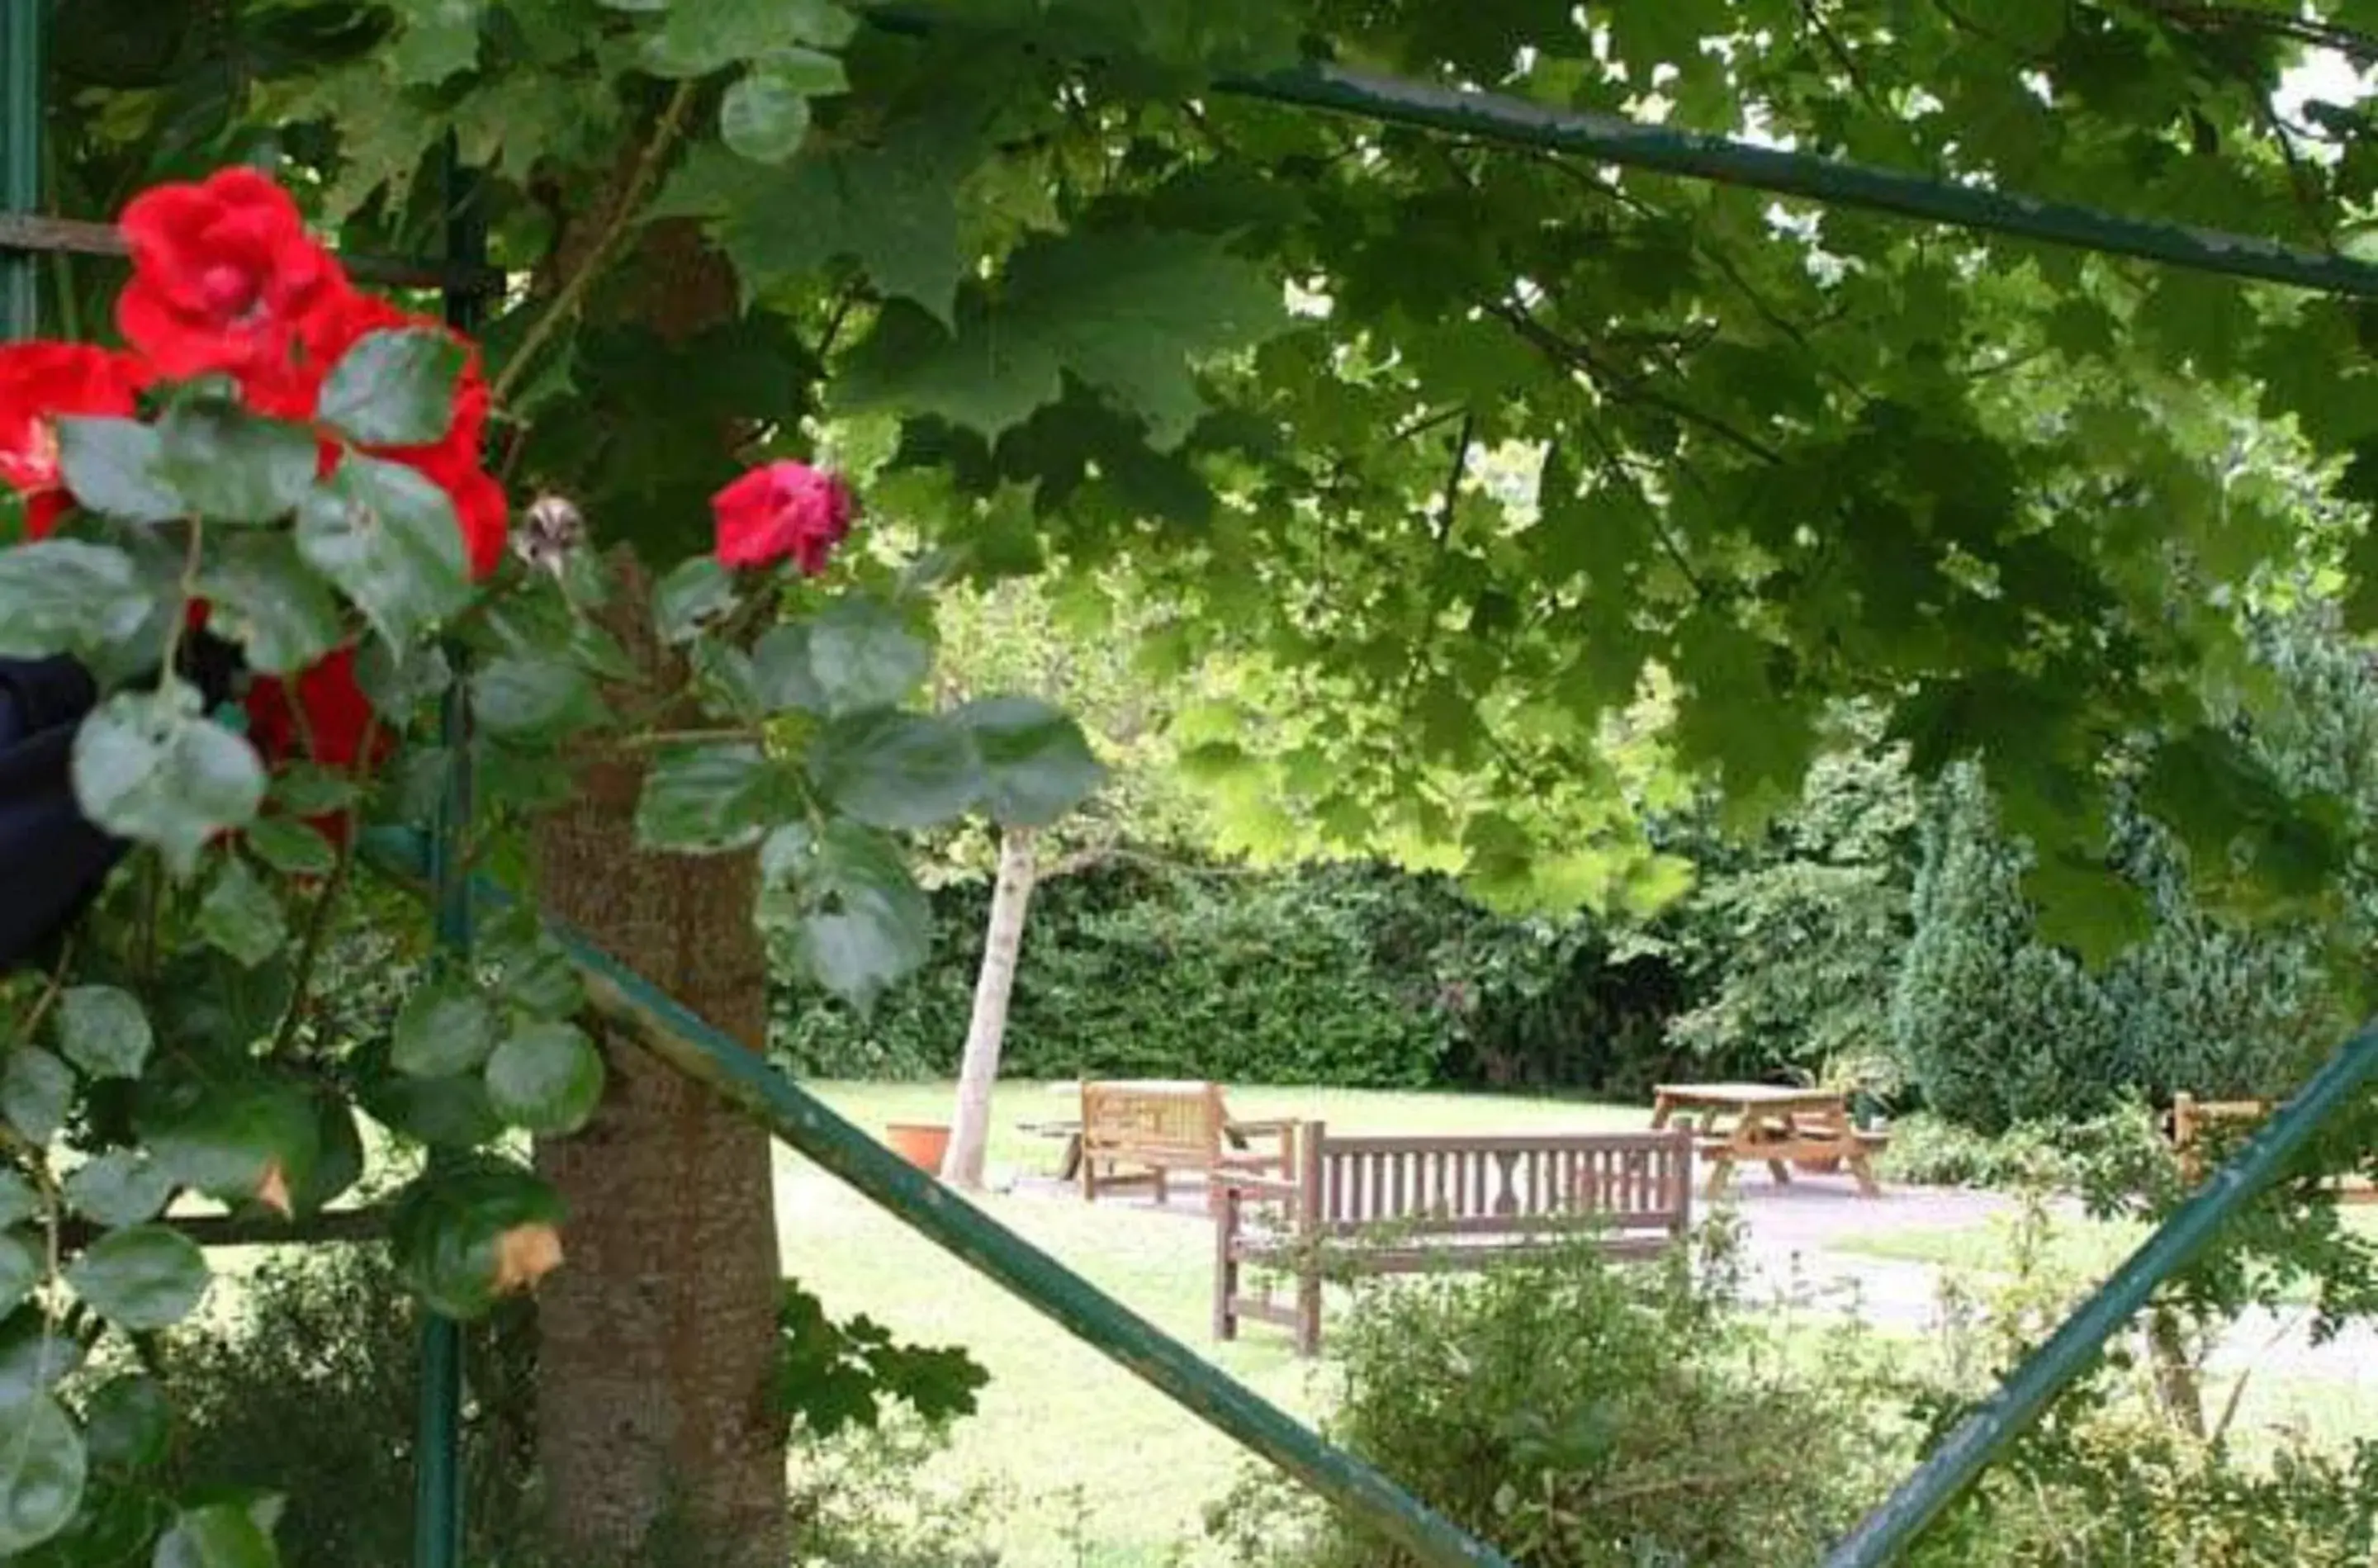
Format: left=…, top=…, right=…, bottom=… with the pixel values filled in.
left=1300, top=1125, right=1691, bottom=1239
left=1081, top=1080, right=1226, bottom=1164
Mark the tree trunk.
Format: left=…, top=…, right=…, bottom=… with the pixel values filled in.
left=530, top=551, right=788, bottom=1568
left=940, top=826, right=1040, bottom=1190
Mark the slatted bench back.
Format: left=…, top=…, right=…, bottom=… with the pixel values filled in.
left=1081, top=1079, right=1225, bottom=1168
left=1305, top=1128, right=1691, bottom=1240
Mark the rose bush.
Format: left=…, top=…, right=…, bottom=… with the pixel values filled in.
left=0, top=167, right=1099, bottom=1562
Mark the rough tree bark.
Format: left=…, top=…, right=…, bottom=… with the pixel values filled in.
left=532, top=552, right=789, bottom=1568
left=526, top=198, right=787, bottom=1566
left=940, top=826, right=1040, bottom=1190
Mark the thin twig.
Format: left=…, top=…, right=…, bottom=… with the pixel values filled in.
left=268, top=715, right=381, bottom=1058
left=1489, top=298, right=1784, bottom=464
left=491, top=81, right=700, bottom=409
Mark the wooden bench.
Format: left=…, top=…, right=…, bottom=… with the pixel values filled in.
left=1078, top=1079, right=1294, bottom=1208
left=1212, top=1124, right=1693, bottom=1355
left=2169, top=1093, right=2375, bottom=1202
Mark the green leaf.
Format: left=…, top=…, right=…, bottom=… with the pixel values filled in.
left=0, top=1172, right=34, bottom=1230
left=839, top=230, right=1288, bottom=445
left=483, top=1022, right=604, bottom=1136
left=363, top=1071, right=504, bottom=1149
left=471, top=654, right=605, bottom=741
left=355, top=639, right=455, bottom=718
left=296, top=456, right=472, bottom=649
left=634, top=743, right=781, bottom=852
left=759, top=822, right=931, bottom=1007
left=0, top=1392, right=83, bottom=1556
left=64, top=1149, right=174, bottom=1228
left=657, top=113, right=978, bottom=324
left=245, top=817, right=336, bottom=877
left=805, top=599, right=930, bottom=715
left=55, top=416, right=181, bottom=523
left=0, top=1312, right=81, bottom=1405
left=318, top=328, right=468, bottom=448
left=72, top=688, right=267, bottom=878
left=155, top=400, right=319, bottom=523
left=194, top=533, right=345, bottom=676
left=0, top=1232, right=36, bottom=1317
left=137, top=1075, right=320, bottom=1211
left=0, top=539, right=156, bottom=661
left=64, top=1224, right=211, bottom=1331
left=722, top=66, right=814, bottom=164
left=388, top=1155, right=565, bottom=1319
left=83, top=1374, right=173, bottom=1473
left=154, top=1499, right=282, bottom=1568
left=641, top=0, right=855, bottom=77
left=1, top=1048, right=73, bottom=1144
left=196, top=858, right=289, bottom=969
left=749, top=623, right=825, bottom=713
left=653, top=557, right=739, bottom=643
left=270, top=765, right=362, bottom=819
left=957, top=697, right=1106, bottom=827
left=806, top=711, right=983, bottom=830
left=390, top=0, right=486, bottom=85
left=54, top=986, right=152, bottom=1080
left=392, top=975, right=501, bottom=1078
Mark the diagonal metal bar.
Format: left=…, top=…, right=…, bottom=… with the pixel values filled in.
left=1824, top=1021, right=2378, bottom=1566
left=357, top=828, right=1516, bottom=1568
left=861, top=7, right=2378, bottom=297
left=1234, top=64, right=2378, bottom=298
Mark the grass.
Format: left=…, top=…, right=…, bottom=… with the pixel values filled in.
left=778, top=1079, right=1646, bottom=1566
left=1830, top=1205, right=2378, bottom=1298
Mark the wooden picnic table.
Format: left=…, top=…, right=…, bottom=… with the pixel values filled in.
left=1649, top=1082, right=1883, bottom=1199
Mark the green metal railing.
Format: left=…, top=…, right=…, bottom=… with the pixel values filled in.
left=1826, top=1026, right=2378, bottom=1566
left=10, top=2, right=2378, bottom=1561
left=356, top=827, right=1515, bottom=1568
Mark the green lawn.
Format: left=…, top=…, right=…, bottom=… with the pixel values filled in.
left=1830, top=1205, right=2378, bottom=1298
left=779, top=1079, right=1647, bottom=1566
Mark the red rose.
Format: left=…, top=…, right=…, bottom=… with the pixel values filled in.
left=116, top=168, right=348, bottom=386
left=712, top=461, right=855, bottom=574
left=245, top=645, right=391, bottom=846
left=0, top=342, right=152, bottom=538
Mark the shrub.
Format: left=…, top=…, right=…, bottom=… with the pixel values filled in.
left=1204, top=1226, right=1908, bottom=1568
left=778, top=858, right=1691, bottom=1093
left=140, top=1243, right=995, bottom=1568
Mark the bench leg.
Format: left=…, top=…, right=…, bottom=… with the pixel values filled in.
left=1058, top=1133, right=1082, bottom=1183
left=1703, top=1154, right=1736, bottom=1202
left=1849, top=1151, right=1882, bottom=1198
left=1213, top=1230, right=1238, bottom=1342
left=1765, top=1158, right=1793, bottom=1186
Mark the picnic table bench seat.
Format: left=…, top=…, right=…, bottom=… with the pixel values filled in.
left=1213, top=1123, right=1693, bottom=1355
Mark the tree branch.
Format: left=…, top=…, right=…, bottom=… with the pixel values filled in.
left=1490, top=298, right=1784, bottom=464
left=492, top=81, right=700, bottom=410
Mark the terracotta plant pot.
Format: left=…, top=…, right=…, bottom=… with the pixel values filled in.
left=886, top=1122, right=951, bottom=1174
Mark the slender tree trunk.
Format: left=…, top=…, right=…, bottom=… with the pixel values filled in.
left=531, top=551, right=789, bottom=1568
left=941, top=826, right=1040, bottom=1189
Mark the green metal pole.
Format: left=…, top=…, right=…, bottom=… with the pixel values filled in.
left=355, top=829, right=1517, bottom=1568
left=1825, top=1021, right=2378, bottom=1567
left=862, top=9, right=2378, bottom=299
left=1, top=0, right=44, bottom=339
left=411, top=141, right=485, bottom=1568
left=1234, top=64, right=2378, bottom=299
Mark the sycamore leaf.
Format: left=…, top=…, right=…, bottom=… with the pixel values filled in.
left=837, top=230, right=1287, bottom=446
left=655, top=112, right=983, bottom=324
